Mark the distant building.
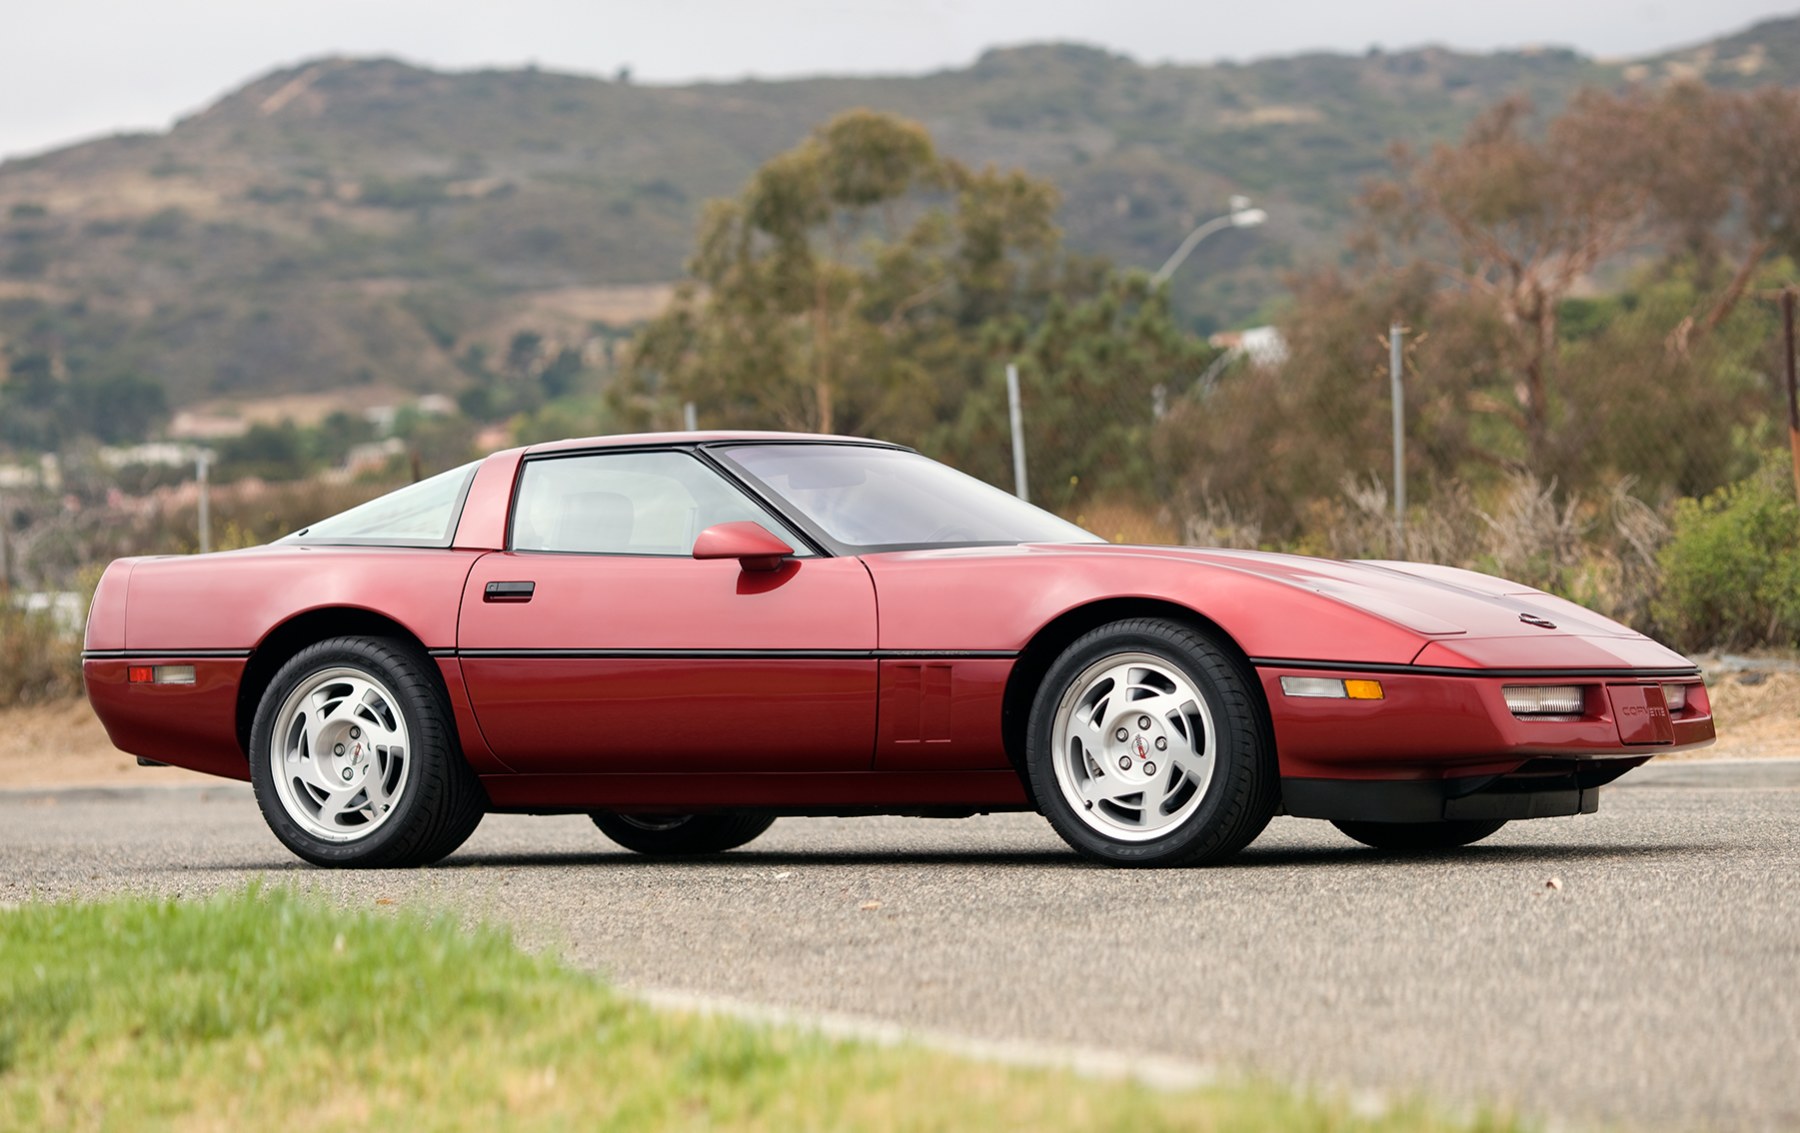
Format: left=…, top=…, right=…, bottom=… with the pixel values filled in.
left=0, top=453, right=62, bottom=491
left=168, top=411, right=252, bottom=440
left=98, top=442, right=203, bottom=470
left=1206, top=326, right=1289, bottom=370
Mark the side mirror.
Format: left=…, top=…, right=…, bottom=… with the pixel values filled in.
left=692, top=521, right=794, bottom=572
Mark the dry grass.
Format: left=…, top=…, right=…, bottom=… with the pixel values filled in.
left=180, top=385, right=418, bottom=429
left=1178, top=473, right=1675, bottom=634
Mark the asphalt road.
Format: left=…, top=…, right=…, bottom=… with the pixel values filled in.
left=4, top=760, right=1797, bottom=1132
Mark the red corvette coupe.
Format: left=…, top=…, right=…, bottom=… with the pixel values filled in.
left=84, top=432, right=1713, bottom=868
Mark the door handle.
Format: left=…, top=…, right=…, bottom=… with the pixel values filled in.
left=484, top=580, right=536, bottom=602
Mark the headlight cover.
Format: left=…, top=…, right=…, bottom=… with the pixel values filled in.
left=1503, top=685, right=1585, bottom=716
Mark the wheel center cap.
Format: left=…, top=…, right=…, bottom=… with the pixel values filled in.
left=1131, top=735, right=1149, bottom=759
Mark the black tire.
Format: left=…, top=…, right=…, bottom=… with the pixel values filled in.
left=590, top=812, right=776, bottom=856
left=1025, top=618, right=1277, bottom=867
left=1331, top=819, right=1508, bottom=851
left=249, top=636, right=486, bottom=868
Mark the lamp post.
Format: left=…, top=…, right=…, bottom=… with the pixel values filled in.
left=1151, top=195, right=1267, bottom=288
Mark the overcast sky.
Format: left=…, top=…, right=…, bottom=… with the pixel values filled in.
left=3, top=0, right=1796, bottom=161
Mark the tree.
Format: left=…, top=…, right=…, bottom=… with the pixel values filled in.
left=619, top=109, right=1214, bottom=517
left=1151, top=79, right=1800, bottom=545
left=1358, top=95, right=1650, bottom=464
left=625, top=110, right=1046, bottom=435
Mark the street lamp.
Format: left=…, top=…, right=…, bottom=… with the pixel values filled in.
left=1151, top=195, right=1267, bottom=288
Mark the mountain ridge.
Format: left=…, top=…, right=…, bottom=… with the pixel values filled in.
left=2, top=14, right=1797, bottom=430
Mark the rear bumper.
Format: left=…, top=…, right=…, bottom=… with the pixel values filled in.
left=83, top=654, right=250, bottom=780
left=1257, top=664, right=1713, bottom=783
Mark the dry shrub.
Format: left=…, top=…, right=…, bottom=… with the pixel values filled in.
left=0, top=604, right=82, bottom=706
left=0, top=580, right=90, bottom=707
left=1173, top=495, right=1263, bottom=550
left=1069, top=499, right=1180, bottom=545
left=8, top=477, right=404, bottom=590
left=1187, top=472, right=1676, bottom=633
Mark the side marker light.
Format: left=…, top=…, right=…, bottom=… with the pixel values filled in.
left=129, top=665, right=196, bottom=686
left=1280, top=676, right=1384, bottom=701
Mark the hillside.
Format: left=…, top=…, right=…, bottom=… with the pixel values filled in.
left=0, top=15, right=1795, bottom=431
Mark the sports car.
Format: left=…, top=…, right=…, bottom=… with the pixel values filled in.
left=83, top=432, right=1714, bottom=868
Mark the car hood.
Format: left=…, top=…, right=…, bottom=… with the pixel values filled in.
left=985, top=543, right=1641, bottom=641
left=1141, top=546, right=1637, bottom=639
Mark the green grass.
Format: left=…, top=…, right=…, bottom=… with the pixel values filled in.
left=0, top=885, right=1525, bottom=1132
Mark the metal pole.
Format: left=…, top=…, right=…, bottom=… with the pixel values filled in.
left=196, top=451, right=211, bottom=554
left=683, top=401, right=698, bottom=432
left=1784, top=289, right=1800, bottom=504
left=1006, top=362, right=1029, bottom=503
left=1151, top=215, right=1231, bottom=289
left=1390, top=322, right=1406, bottom=556
left=1151, top=199, right=1267, bottom=289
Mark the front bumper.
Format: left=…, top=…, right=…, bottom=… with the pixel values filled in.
left=1256, top=663, right=1713, bottom=785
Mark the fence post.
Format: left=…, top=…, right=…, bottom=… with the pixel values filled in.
left=1389, top=322, right=1406, bottom=556
left=683, top=401, right=698, bottom=432
left=1006, top=362, right=1030, bottom=503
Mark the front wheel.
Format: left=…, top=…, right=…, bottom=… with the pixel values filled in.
left=590, top=812, right=776, bottom=855
left=1026, top=618, right=1277, bottom=867
left=1331, top=819, right=1508, bottom=851
left=249, top=636, right=485, bottom=868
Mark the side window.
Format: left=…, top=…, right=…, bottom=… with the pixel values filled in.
left=510, top=450, right=808, bottom=556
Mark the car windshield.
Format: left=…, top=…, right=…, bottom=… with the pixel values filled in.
left=288, top=461, right=479, bottom=546
left=716, top=444, right=1100, bottom=551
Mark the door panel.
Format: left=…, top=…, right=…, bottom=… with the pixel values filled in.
left=459, top=553, right=878, bottom=772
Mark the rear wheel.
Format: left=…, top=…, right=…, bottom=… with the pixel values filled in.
left=1331, top=819, right=1508, bottom=851
left=1026, top=618, right=1277, bottom=867
left=590, top=812, right=775, bottom=856
left=249, top=636, right=485, bottom=868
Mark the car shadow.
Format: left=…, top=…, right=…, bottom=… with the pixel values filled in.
left=436, top=838, right=1721, bottom=871
left=170, top=839, right=1724, bottom=873
left=1231, top=840, right=1723, bottom=867
left=434, top=848, right=1079, bottom=869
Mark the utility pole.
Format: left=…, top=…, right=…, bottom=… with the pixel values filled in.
left=1389, top=322, right=1406, bottom=557
left=196, top=450, right=212, bottom=554
left=1784, top=289, right=1800, bottom=503
left=683, top=401, right=698, bottom=432
left=1006, top=363, right=1029, bottom=503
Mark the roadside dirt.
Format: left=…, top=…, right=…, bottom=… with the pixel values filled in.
left=1682, top=665, right=1800, bottom=761
left=0, top=700, right=212, bottom=789
left=1, top=667, right=1791, bottom=790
